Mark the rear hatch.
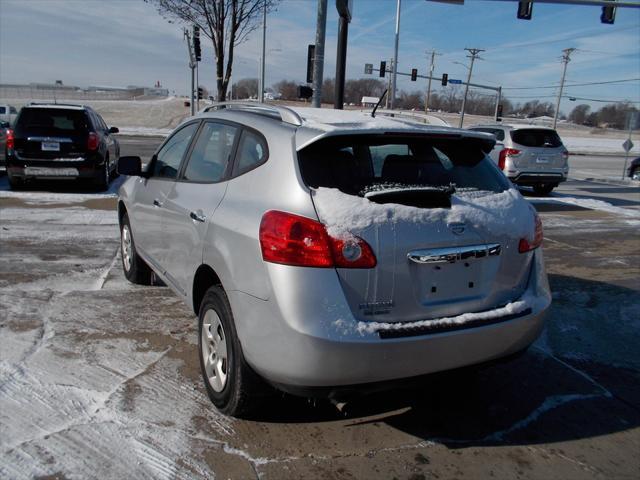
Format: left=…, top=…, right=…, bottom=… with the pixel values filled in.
left=14, top=107, right=90, bottom=160
left=299, top=133, right=537, bottom=323
left=510, top=128, right=566, bottom=170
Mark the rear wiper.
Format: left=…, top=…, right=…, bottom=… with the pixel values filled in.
left=362, top=183, right=456, bottom=198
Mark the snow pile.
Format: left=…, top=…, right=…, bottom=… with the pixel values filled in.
left=313, top=186, right=534, bottom=240
left=356, top=292, right=542, bottom=335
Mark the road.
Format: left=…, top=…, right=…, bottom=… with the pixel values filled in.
left=0, top=137, right=639, bottom=479
left=568, top=154, right=637, bottom=183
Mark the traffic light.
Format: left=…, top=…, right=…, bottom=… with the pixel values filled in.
left=411, top=68, right=418, bottom=81
left=297, top=85, right=313, bottom=99
left=193, top=25, right=202, bottom=62
left=197, top=87, right=204, bottom=100
left=441, top=73, right=448, bottom=86
left=517, top=1, right=533, bottom=20
left=379, top=61, right=386, bottom=78
left=364, top=63, right=373, bottom=75
left=601, top=1, right=616, bottom=24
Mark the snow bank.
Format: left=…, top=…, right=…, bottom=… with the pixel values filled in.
left=313, top=186, right=535, bottom=240
left=563, top=136, right=639, bottom=154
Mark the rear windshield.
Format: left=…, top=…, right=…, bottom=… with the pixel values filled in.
left=511, top=129, right=562, bottom=148
left=15, top=108, right=89, bottom=136
left=299, top=134, right=510, bottom=198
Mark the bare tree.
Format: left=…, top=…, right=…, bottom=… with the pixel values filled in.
left=233, top=78, right=258, bottom=99
left=272, top=80, right=298, bottom=100
left=148, top=0, right=278, bottom=101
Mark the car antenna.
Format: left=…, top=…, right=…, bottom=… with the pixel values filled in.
left=371, top=89, right=388, bottom=118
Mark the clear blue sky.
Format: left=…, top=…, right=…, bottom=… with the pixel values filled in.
left=1, top=0, right=638, bottom=114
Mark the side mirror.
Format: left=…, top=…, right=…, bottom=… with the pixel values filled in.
left=109, top=126, right=119, bottom=134
left=118, top=156, right=143, bottom=176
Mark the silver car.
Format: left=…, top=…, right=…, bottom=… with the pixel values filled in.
left=117, top=104, right=551, bottom=416
left=468, top=124, right=569, bottom=195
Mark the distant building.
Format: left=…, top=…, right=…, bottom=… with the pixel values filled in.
left=361, top=96, right=379, bottom=108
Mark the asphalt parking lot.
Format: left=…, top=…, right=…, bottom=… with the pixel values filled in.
left=0, top=138, right=639, bottom=479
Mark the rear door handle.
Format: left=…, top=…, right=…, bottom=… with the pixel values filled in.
left=153, top=199, right=163, bottom=207
left=190, top=211, right=206, bottom=223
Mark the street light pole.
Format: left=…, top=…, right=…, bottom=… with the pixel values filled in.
left=312, top=0, right=327, bottom=108
left=424, top=49, right=440, bottom=114
left=553, top=48, right=575, bottom=129
left=458, top=47, right=484, bottom=128
left=390, top=0, right=401, bottom=109
left=259, top=3, right=267, bottom=103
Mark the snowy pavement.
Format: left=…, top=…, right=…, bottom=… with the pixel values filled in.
left=0, top=178, right=639, bottom=479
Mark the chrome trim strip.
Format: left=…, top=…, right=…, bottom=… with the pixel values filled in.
left=407, top=243, right=501, bottom=264
left=27, top=137, right=73, bottom=143
left=14, top=152, right=85, bottom=162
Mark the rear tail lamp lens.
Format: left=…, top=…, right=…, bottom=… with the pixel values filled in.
left=6, top=129, right=14, bottom=150
left=519, top=213, right=543, bottom=253
left=87, top=132, right=99, bottom=151
left=498, top=148, right=521, bottom=170
left=562, top=150, right=569, bottom=161
left=259, top=210, right=376, bottom=268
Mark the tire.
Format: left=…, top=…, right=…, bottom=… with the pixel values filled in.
left=95, top=156, right=110, bottom=191
left=631, top=167, right=640, bottom=181
left=533, top=183, right=555, bottom=196
left=120, top=213, right=152, bottom=285
left=8, top=175, right=24, bottom=190
left=198, top=285, right=263, bottom=417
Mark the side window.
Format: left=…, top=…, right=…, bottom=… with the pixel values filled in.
left=10, top=107, right=18, bottom=114
left=152, top=123, right=199, bottom=180
left=182, top=122, right=238, bottom=183
left=96, top=113, right=108, bottom=131
left=0, top=107, right=6, bottom=114
left=234, top=130, right=268, bottom=176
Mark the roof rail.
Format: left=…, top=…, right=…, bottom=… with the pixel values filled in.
left=28, top=102, right=85, bottom=108
left=203, top=101, right=303, bottom=127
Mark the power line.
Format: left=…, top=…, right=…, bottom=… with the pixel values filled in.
left=503, top=77, right=640, bottom=90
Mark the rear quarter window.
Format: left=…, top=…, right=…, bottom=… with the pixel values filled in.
left=511, top=129, right=562, bottom=148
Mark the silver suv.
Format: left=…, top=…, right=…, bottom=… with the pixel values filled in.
left=117, top=104, right=551, bottom=416
left=468, top=124, right=569, bottom=195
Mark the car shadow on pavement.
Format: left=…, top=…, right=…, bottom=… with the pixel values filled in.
left=249, top=274, right=640, bottom=448
left=0, top=174, right=125, bottom=195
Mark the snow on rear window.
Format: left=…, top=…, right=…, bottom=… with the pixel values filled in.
left=313, top=186, right=535, bottom=240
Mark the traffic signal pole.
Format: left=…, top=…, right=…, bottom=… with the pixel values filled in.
left=184, top=28, right=196, bottom=116
left=459, top=48, right=484, bottom=128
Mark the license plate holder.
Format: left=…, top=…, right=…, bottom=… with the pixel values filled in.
left=41, top=141, right=60, bottom=152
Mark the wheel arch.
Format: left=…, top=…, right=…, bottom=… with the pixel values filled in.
left=193, top=264, right=223, bottom=315
left=117, top=200, right=127, bottom=227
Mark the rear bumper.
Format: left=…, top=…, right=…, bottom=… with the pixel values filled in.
left=230, top=248, right=551, bottom=391
left=508, top=171, right=567, bottom=186
left=6, top=152, right=104, bottom=180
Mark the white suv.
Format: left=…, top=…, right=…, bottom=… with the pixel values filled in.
left=468, top=124, right=569, bottom=195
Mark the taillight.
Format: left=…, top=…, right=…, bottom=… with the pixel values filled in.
left=259, top=210, right=376, bottom=268
left=519, top=213, right=543, bottom=253
left=498, top=148, right=521, bottom=170
left=87, top=132, right=99, bottom=151
left=6, top=129, right=14, bottom=150
left=562, top=150, right=569, bottom=161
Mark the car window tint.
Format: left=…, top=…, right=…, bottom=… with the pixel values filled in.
left=369, top=144, right=409, bottom=177
left=235, top=130, right=268, bottom=175
left=152, top=123, right=198, bottom=179
left=511, top=129, right=562, bottom=148
left=15, top=108, right=89, bottom=135
left=182, top=122, right=238, bottom=183
left=299, top=135, right=510, bottom=195
left=471, top=128, right=505, bottom=141
left=0, top=107, right=5, bottom=114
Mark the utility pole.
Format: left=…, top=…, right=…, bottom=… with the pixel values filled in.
left=458, top=47, right=484, bottom=128
left=554, top=48, right=575, bottom=129
left=390, top=0, right=401, bottom=109
left=312, top=0, right=328, bottom=108
left=424, top=49, right=440, bottom=114
left=385, top=59, right=393, bottom=109
left=494, top=86, right=502, bottom=121
left=259, top=3, right=267, bottom=103
left=184, top=28, right=196, bottom=116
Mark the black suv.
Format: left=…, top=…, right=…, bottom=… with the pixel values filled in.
left=5, top=103, right=120, bottom=190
